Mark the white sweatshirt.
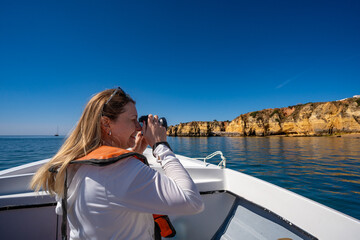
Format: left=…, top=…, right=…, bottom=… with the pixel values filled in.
left=55, top=145, right=204, bottom=240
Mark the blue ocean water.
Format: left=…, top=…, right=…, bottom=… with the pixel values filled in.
left=1, top=135, right=359, bottom=220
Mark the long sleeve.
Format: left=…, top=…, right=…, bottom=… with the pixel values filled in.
left=106, top=145, right=205, bottom=215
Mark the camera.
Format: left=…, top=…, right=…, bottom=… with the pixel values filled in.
left=139, top=115, right=168, bottom=129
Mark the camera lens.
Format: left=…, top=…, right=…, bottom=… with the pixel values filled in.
left=159, top=117, right=168, bottom=129
left=138, top=115, right=148, bottom=128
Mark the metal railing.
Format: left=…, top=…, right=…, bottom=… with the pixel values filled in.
left=196, top=151, right=227, bottom=169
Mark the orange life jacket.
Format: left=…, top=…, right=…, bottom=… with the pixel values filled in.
left=70, top=146, right=176, bottom=239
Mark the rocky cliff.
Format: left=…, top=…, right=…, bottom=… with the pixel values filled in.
left=167, top=121, right=230, bottom=137
left=167, top=97, right=360, bottom=136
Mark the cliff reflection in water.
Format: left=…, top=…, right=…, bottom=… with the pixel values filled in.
left=167, top=136, right=360, bottom=220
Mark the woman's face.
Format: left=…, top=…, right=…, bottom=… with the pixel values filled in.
left=108, top=102, right=142, bottom=149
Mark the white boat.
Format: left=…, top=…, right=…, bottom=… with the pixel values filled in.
left=1, top=148, right=359, bottom=239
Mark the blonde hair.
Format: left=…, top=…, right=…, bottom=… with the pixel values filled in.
left=31, top=88, right=135, bottom=197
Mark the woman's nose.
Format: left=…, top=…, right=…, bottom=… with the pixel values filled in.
left=135, top=120, right=142, bottom=131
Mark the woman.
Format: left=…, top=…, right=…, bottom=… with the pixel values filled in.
left=31, top=87, right=204, bottom=240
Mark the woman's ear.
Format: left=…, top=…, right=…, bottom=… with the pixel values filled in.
left=100, top=116, right=111, bottom=132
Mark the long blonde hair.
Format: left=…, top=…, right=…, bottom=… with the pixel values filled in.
left=31, top=88, right=135, bottom=197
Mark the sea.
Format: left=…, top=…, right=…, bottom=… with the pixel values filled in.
left=0, top=135, right=359, bottom=220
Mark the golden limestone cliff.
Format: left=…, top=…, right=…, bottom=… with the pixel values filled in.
left=167, top=97, right=360, bottom=137
left=167, top=121, right=230, bottom=137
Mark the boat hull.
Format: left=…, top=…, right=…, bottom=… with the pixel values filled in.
left=1, top=149, right=359, bottom=239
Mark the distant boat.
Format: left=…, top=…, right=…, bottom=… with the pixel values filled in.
left=54, top=126, right=59, bottom=136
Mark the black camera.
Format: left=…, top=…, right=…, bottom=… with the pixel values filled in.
left=139, top=115, right=168, bottom=129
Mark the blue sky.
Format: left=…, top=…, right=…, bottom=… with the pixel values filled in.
left=1, top=0, right=359, bottom=135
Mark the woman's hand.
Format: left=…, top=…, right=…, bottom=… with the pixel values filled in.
left=142, top=114, right=167, bottom=148
left=131, top=132, right=148, bottom=154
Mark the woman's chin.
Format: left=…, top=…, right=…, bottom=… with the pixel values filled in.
left=128, top=139, right=136, bottom=148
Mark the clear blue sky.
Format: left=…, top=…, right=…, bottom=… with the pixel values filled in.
left=1, top=0, right=359, bottom=135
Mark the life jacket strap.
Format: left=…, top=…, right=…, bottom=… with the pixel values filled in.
left=61, top=169, right=68, bottom=240
left=153, top=214, right=176, bottom=238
